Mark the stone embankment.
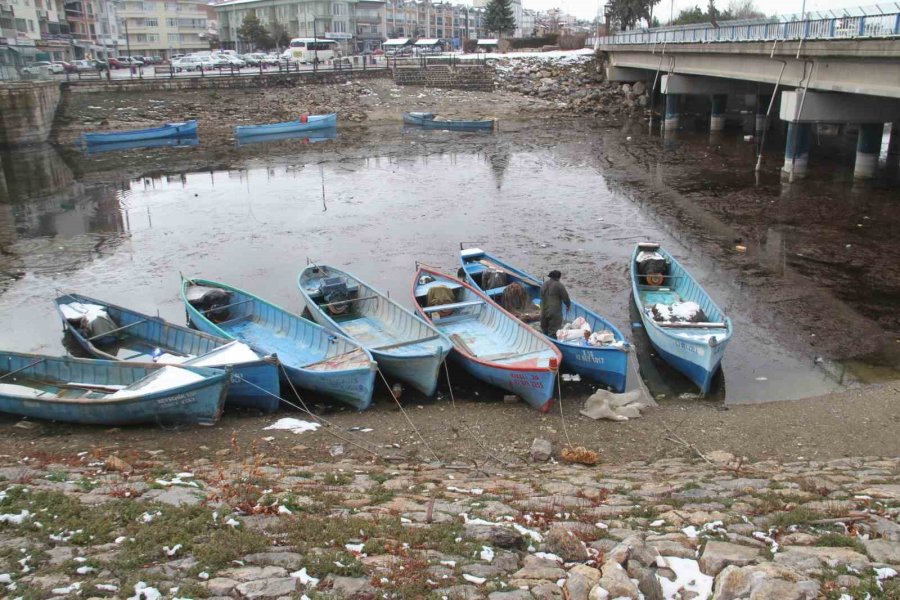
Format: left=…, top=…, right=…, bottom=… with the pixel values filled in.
left=492, top=55, right=649, bottom=120
left=0, top=445, right=897, bottom=599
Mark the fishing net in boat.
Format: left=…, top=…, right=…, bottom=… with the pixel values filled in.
left=501, top=283, right=540, bottom=321
left=426, top=285, right=455, bottom=318
left=60, top=302, right=117, bottom=343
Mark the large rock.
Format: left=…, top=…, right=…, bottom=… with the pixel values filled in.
left=488, top=591, right=535, bottom=599
left=564, top=564, right=602, bottom=600
left=511, top=555, right=566, bottom=582
left=218, top=565, right=288, bottom=582
left=325, top=575, right=373, bottom=598
left=597, top=560, right=640, bottom=599
left=863, top=539, right=900, bottom=563
left=545, top=527, right=587, bottom=562
left=699, top=541, right=762, bottom=575
left=530, top=438, right=552, bottom=461
left=234, top=577, right=299, bottom=599
left=773, top=546, right=870, bottom=573
left=638, top=568, right=664, bottom=600
left=243, top=552, right=303, bottom=570
left=711, top=563, right=818, bottom=600
left=205, top=578, right=238, bottom=596
left=464, top=524, right=526, bottom=549
left=142, top=485, right=204, bottom=506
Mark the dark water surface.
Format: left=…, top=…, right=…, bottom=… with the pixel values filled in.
left=0, top=126, right=877, bottom=405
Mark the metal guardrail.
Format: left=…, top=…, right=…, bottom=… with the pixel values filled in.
left=598, top=3, right=900, bottom=44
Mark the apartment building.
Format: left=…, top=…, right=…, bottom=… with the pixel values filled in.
left=1, top=0, right=76, bottom=61
left=118, top=0, right=210, bottom=58
left=383, top=1, right=487, bottom=46
left=216, top=0, right=387, bottom=54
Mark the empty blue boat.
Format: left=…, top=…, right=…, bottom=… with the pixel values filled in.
left=403, top=112, right=495, bottom=131
left=182, top=277, right=377, bottom=410
left=298, top=264, right=452, bottom=396
left=82, top=120, right=198, bottom=145
left=0, top=351, right=229, bottom=426
left=630, top=243, right=733, bottom=394
left=54, top=293, right=281, bottom=413
left=412, top=267, right=561, bottom=411
left=459, top=248, right=629, bottom=392
left=235, top=113, right=337, bottom=137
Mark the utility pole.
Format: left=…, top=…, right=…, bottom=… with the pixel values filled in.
left=313, top=17, right=318, bottom=70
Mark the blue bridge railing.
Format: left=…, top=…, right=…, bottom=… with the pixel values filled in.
left=597, top=2, right=900, bottom=44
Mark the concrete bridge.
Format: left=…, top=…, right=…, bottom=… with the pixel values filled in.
left=597, top=3, right=900, bottom=180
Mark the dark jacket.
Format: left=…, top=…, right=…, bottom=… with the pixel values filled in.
left=540, top=278, right=571, bottom=321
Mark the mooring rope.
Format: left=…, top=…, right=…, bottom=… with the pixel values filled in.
left=376, top=367, right=441, bottom=462
left=556, top=373, right=574, bottom=449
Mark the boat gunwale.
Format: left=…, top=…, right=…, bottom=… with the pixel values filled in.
left=629, top=245, right=734, bottom=345
left=411, top=266, right=561, bottom=373
left=297, top=264, right=451, bottom=361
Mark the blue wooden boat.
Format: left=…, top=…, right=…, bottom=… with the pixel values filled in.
left=0, top=351, right=228, bottom=426
left=236, top=127, right=336, bottom=147
left=235, top=113, right=337, bottom=137
left=84, top=135, right=199, bottom=155
left=82, top=120, right=198, bottom=145
left=402, top=112, right=495, bottom=131
left=182, top=277, right=377, bottom=410
left=54, top=293, right=281, bottom=413
left=630, top=243, right=733, bottom=395
left=459, top=248, right=629, bottom=392
left=412, top=267, right=561, bottom=411
left=298, top=265, right=452, bottom=396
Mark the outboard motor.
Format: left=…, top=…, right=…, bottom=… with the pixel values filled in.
left=321, top=277, right=352, bottom=315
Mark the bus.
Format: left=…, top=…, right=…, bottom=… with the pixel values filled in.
left=282, top=38, right=338, bottom=63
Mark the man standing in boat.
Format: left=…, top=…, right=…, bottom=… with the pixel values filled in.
left=540, top=270, right=571, bottom=337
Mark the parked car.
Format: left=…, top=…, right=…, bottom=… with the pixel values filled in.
left=22, top=61, right=63, bottom=75
left=214, top=53, right=246, bottom=68
left=264, top=53, right=281, bottom=65
left=72, top=59, right=108, bottom=72
left=54, top=61, right=78, bottom=73
left=107, top=57, right=125, bottom=69
left=171, top=56, right=215, bottom=71
left=239, top=53, right=260, bottom=66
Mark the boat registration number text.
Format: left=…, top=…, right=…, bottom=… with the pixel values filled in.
left=509, top=373, right=544, bottom=389
left=156, top=393, right=196, bottom=408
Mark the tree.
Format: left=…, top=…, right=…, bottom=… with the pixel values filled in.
left=607, top=0, right=660, bottom=29
left=268, top=20, right=290, bottom=49
left=237, top=13, right=272, bottom=50
left=484, top=0, right=516, bottom=38
left=672, top=0, right=766, bottom=25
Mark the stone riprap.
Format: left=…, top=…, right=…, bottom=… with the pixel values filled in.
left=0, top=450, right=896, bottom=598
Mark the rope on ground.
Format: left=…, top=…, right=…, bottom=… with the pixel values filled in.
left=237, top=370, right=383, bottom=459
left=376, top=368, right=441, bottom=463
left=556, top=373, right=573, bottom=448
left=442, top=362, right=518, bottom=467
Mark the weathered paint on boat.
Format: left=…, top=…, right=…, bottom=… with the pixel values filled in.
left=630, top=244, right=733, bottom=394
left=0, top=351, right=228, bottom=426
left=82, top=120, right=198, bottom=145
left=412, top=267, right=560, bottom=411
left=459, top=248, right=629, bottom=392
left=181, top=277, right=377, bottom=410
left=402, top=112, right=495, bottom=131
left=54, top=293, right=280, bottom=413
left=235, top=113, right=337, bottom=137
left=298, top=265, right=452, bottom=396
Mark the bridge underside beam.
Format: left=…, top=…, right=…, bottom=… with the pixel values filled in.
left=661, top=74, right=774, bottom=95
left=605, top=66, right=653, bottom=82
left=780, top=91, right=900, bottom=124
left=606, top=42, right=900, bottom=99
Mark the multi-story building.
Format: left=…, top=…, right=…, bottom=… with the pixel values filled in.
left=216, top=0, right=387, bottom=55
left=520, top=8, right=535, bottom=37
left=383, top=1, right=485, bottom=47
left=118, top=0, right=210, bottom=59
left=1, top=0, right=75, bottom=63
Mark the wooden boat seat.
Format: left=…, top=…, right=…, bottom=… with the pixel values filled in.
left=422, top=300, right=483, bottom=314
left=215, top=314, right=253, bottom=328
left=484, top=285, right=509, bottom=297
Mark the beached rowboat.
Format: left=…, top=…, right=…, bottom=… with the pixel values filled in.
left=54, top=293, right=281, bottom=413
left=298, top=265, right=452, bottom=396
left=459, top=248, right=629, bottom=392
left=630, top=243, right=733, bottom=394
left=412, top=267, right=561, bottom=411
left=182, top=277, right=377, bottom=410
left=402, top=112, right=495, bottom=131
left=0, top=351, right=228, bottom=426
left=82, top=120, right=198, bottom=145
left=235, top=113, right=337, bottom=137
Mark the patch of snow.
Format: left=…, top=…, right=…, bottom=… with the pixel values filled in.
left=656, top=556, right=713, bottom=600
left=278, top=505, right=292, bottom=515
left=115, top=536, right=127, bottom=544
left=291, top=567, right=319, bottom=588
left=463, top=574, right=486, bottom=585
left=198, top=571, right=209, bottom=580
left=596, top=522, right=609, bottom=529
left=164, top=544, right=182, bottom=557
left=480, top=546, right=494, bottom=562
left=447, top=486, right=484, bottom=495
left=876, top=567, right=897, bottom=580
left=52, top=582, right=82, bottom=595
left=264, top=418, right=321, bottom=434
left=533, top=552, right=563, bottom=563
left=225, top=517, right=240, bottom=528
left=345, top=543, right=364, bottom=553
left=440, top=559, right=457, bottom=567
left=0, top=573, right=10, bottom=583
left=76, top=565, right=95, bottom=575
left=140, top=511, right=161, bottom=523
left=128, top=581, right=162, bottom=600
left=109, top=366, right=205, bottom=399
left=650, top=519, right=666, bottom=527
left=96, top=583, right=119, bottom=592
left=0, top=511, right=30, bottom=525
left=681, top=525, right=699, bottom=538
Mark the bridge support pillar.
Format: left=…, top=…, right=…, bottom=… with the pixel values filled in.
left=854, top=123, right=883, bottom=179
left=888, top=122, right=900, bottom=166
left=782, top=122, right=811, bottom=180
left=710, top=94, right=727, bottom=131
left=665, top=94, right=679, bottom=130
left=755, top=95, right=769, bottom=133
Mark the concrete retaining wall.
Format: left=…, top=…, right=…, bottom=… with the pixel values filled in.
left=63, top=68, right=390, bottom=94
left=0, top=82, right=61, bottom=147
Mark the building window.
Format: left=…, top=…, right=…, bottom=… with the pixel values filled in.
left=332, top=3, right=345, bottom=16
left=332, top=20, right=346, bottom=32
left=28, top=19, right=34, bottom=31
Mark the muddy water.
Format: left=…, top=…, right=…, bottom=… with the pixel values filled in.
left=0, top=123, right=888, bottom=406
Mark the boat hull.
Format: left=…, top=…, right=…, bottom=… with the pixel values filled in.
left=450, top=351, right=557, bottom=410
left=183, top=277, right=376, bottom=410
left=372, top=349, right=444, bottom=397
left=0, top=353, right=228, bottom=426
left=458, top=249, right=629, bottom=392
left=403, top=112, right=495, bottom=131
left=83, top=120, right=198, bottom=144
left=641, top=317, right=727, bottom=394
left=55, top=294, right=281, bottom=413
left=236, top=114, right=337, bottom=137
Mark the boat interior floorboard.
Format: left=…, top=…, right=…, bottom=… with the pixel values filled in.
left=223, top=319, right=320, bottom=367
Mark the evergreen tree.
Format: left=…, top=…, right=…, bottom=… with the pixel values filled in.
left=607, top=0, right=660, bottom=29
left=484, top=0, right=516, bottom=38
left=237, top=13, right=272, bottom=50
left=268, top=20, right=291, bottom=49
